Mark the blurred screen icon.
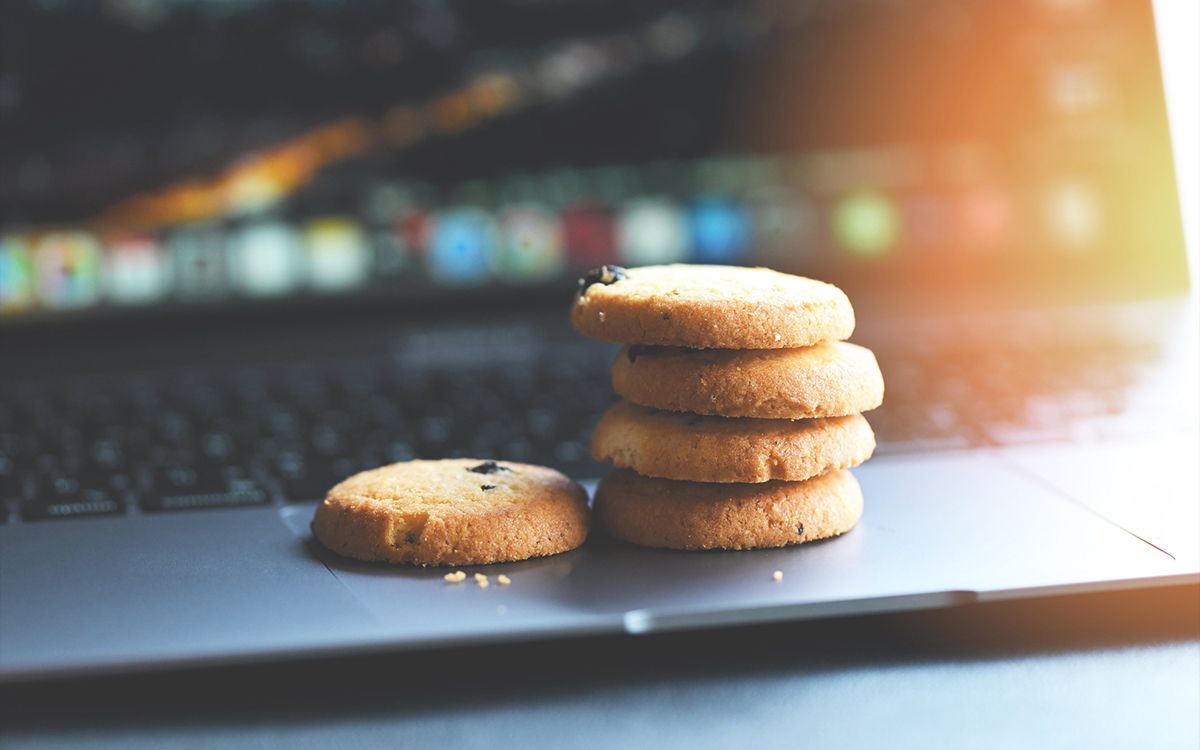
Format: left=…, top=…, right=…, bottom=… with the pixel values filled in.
left=170, top=225, right=228, bottom=299
left=959, top=187, right=1013, bottom=250
left=562, top=204, right=616, bottom=268
left=1045, top=63, right=1107, bottom=114
left=305, top=218, right=370, bottom=293
left=618, top=199, right=687, bottom=266
left=832, top=189, right=900, bottom=258
left=1038, top=0, right=1095, bottom=12
left=428, top=208, right=498, bottom=284
left=0, top=236, right=36, bottom=313
left=228, top=220, right=303, bottom=297
left=34, top=231, right=102, bottom=309
left=747, top=188, right=818, bottom=262
left=372, top=231, right=409, bottom=277
left=106, top=235, right=169, bottom=305
left=1044, top=181, right=1101, bottom=251
left=397, top=211, right=431, bottom=257
left=689, top=197, right=750, bottom=263
left=498, top=205, right=565, bottom=281
left=901, top=193, right=952, bottom=252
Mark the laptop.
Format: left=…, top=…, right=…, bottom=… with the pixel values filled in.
left=1, top=0, right=1195, bottom=682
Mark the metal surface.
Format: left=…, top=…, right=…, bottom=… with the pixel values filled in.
left=3, top=448, right=1195, bottom=683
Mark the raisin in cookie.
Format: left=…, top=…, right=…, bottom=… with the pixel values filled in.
left=311, top=459, right=589, bottom=566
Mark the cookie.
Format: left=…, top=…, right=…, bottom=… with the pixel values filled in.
left=311, top=459, right=590, bottom=566
left=594, top=468, right=863, bottom=550
left=612, top=341, right=884, bottom=419
left=591, top=402, right=875, bottom=483
left=571, top=264, right=855, bottom=349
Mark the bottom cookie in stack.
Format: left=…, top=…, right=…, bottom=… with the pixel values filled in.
left=593, top=469, right=863, bottom=551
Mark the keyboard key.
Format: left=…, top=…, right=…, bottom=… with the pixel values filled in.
left=150, top=464, right=231, bottom=496
left=22, top=489, right=126, bottom=521
left=143, top=479, right=268, bottom=512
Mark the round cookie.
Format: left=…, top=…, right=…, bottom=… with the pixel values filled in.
left=612, top=341, right=884, bottom=419
left=571, top=264, right=855, bottom=349
left=594, top=468, right=863, bottom=551
left=591, top=402, right=875, bottom=484
left=311, top=459, right=590, bottom=566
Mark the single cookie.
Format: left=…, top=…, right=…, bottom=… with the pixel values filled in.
left=594, top=468, right=863, bottom=550
left=311, top=459, right=589, bottom=566
left=571, top=264, right=854, bottom=349
left=612, top=341, right=884, bottom=419
left=591, top=402, right=875, bottom=483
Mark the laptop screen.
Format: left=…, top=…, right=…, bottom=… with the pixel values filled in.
left=0, top=0, right=1188, bottom=324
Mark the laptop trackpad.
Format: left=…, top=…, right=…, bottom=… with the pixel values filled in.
left=0, top=508, right=383, bottom=678
left=282, top=452, right=1185, bottom=639
left=999, top=434, right=1200, bottom=567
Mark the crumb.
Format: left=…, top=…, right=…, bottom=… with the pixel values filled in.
left=497, top=574, right=511, bottom=585
left=477, top=578, right=489, bottom=589
left=474, top=572, right=488, bottom=584
left=444, top=571, right=467, bottom=583
left=772, top=570, right=783, bottom=582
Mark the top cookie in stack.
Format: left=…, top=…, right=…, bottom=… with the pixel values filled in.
left=571, top=263, right=856, bottom=349
left=571, top=264, right=884, bottom=552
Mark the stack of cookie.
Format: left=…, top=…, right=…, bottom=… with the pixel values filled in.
left=571, top=264, right=883, bottom=551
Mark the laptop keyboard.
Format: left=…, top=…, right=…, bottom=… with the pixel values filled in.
left=868, top=336, right=1177, bottom=454
left=0, top=325, right=1184, bottom=523
left=0, top=349, right=616, bottom=523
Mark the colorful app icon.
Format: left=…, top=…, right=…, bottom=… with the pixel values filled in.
left=1044, top=181, right=1101, bottom=251
left=498, top=204, right=564, bottom=281
left=372, top=231, right=408, bottom=277
left=617, top=199, right=687, bottom=266
left=170, top=225, right=228, bottom=299
left=562, top=204, right=616, bottom=268
left=396, top=211, right=430, bottom=257
left=427, top=208, right=498, bottom=284
left=747, top=188, right=818, bottom=261
left=832, top=189, right=899, bottom=258
left=901, top=193, right=952, bottom=252
left=1045, top=63, right=1107, bottom=114
left=959, top=187, right=1013, bottom=250
left=106, top=234, right=169, bottom=305
left=689, top=197, right=750, bottom=263
left=228, top=220, right=303, bottom=297
left=305, top=218, right=370, bottom=293
left=34, top=231, right=102, bottom=309
left=0, top=235, right=35, bottom=313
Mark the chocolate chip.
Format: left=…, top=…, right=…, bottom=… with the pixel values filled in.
left=577, top=264, right=628, bottom=294
left=796, top=525, right=805, bottom=536
left=467, top=460, right=511, bottom=475
left=481, top=484, right=497, bottom=491
left=661, top=311, right=671, bottom=320
left=405, top=532, right=420, bottom=544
